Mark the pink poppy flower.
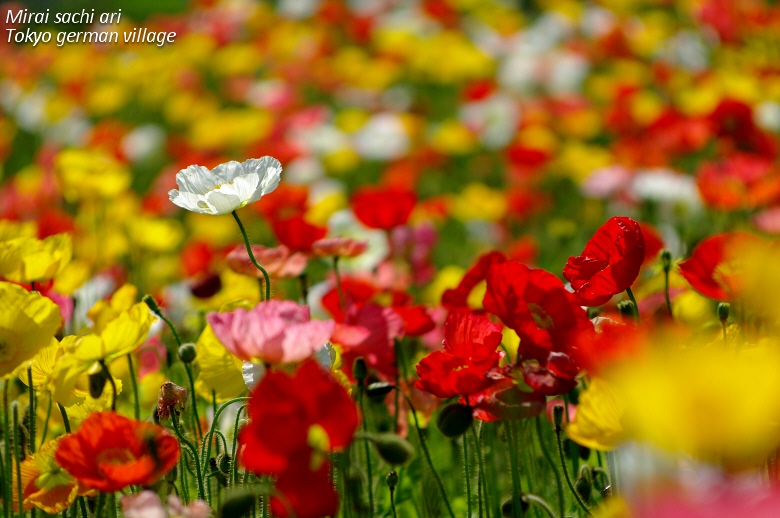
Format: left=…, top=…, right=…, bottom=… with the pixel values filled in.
left=207, top=300, right=334, bottom=364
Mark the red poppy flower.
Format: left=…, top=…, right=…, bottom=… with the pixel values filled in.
left=522, top=352, right=579, bottom=396
left=639, top=222, right=664, bottom=265
left=55, top=412, right=180, bottom=492
left=392, top=305, right=435, bottom=336
left=351, top=186, right=417, bottom=230
left=415, top=312, right=503, bottom=399
left=696, top=155, right=780, bottom=211
left=563, top=216, right=645, bottom=306
left=484, top=261, right=593, bottom=361
left=333, top=302, right=404, bottom=379
left=462, top=377, right=546, bottom=422
left=239, top=360, right=357, bottom=517
left=441, top=251, right=506, bottom=311
left=571, top=317, right=647, bottom=375
left=678, top=232, right=761, bottom=302
left=271, top=214, right=327, bottom=253
left=321, top=278, right=379, bottom=322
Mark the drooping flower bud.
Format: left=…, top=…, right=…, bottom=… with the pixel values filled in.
left=436, top=403, right=473, bottom=438
left=370, top=433, right=414, bottom=465
left=353, top=357, right=368, bottom=383
left=218, top=489, right=256, bottom=518
left=501, top=496, right=529, bottom=517
left=616, top=300, right=635, bottom=320
left=142, top=294, right=160, bottom=313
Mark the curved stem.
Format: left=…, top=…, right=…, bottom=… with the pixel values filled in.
left=535, top=417, right=564, bottom=518
left=524, top=495, right=557, bottom=518
left=40, top=397, right=52, bottom=448
left=171, top=412, right=206, bottom=501
left=202, top=397, right=250, bottom=471
left=555, top=424, right=592, bottom=516
left=57, top=403, right=71, bottom=433
left=126, top=354, right=140, bottom=420
left=27, top=368, right=35, bottom=454
left=231, top=405, right=247, bottom=485
left=184, top=363, right=203, bottom=442
left=231, top=211, right=271, bottom=301
left=625, top=288, right=640, bottom=322
left=100, top=361, right=117, bottom=411
left=403, top=393, right=456, bottom=518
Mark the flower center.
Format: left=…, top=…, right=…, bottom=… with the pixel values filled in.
left=96, top=448, right=134, bottom=468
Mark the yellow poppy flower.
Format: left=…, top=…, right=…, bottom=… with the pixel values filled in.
left=0, top=282, right=61, bottom=379
left=0, top=219, right=36, bottom=241
left=0, top=234, right=72, bottom=283
left=51, top=303, right=154, bottom=405
left=54, top=149, right=131, bottom=202
left=86, top=284, right=138, bottom=333
left=194, top=323, right=245, bottom=402
left=566, top=378, right=626, bottom=451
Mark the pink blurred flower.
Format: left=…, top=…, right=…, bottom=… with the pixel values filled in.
left=226, top=244, right=307, bottom=279
left=207, top=300, right=334, bottom=364
left=333, top=302, right=404, bottom=379
left=121, top=490, right=210, bottom=518
left=311, top=237, right=368, bottom=258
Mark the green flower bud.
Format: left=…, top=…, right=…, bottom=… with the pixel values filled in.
left=552, top=405, right=564, bottom=430
left=718, top=302, right=730, bottom=323
left=353, top=357, right=367, bottom=383
left=661, top=249, right=672, bottom=271
left=178, top=343, right=197, bottom=364
left=386, top=470, right=399, bottom=489
left=575, top=475, right=592, bottom=502
left=219, top=489, right=256, bottom=518
left=436, top=403, right=473, bottom=438
left=217, top=453, right=232, bottom=474
left=88, top=369, right=108, bottom=399
left=616, top=300, right=635, bottom=319
left=142, top=294, right=161, bottom=313
left=501, top=496, right=529, bottom=517
left=371, top=433, right=414, bottom=465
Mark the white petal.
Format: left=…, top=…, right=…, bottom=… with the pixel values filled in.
left=212, top=161, right=244, bottom=183
left=243, top=156, right=282, bottom=202
left=203, top=190, right=242, bottom=215
left=242, top=361, right=266, bottom=391
left=169, top=190, right=212, bottom=214
left=175, top=165, right=218, bottom=195
left=230, top=173, right=261, bottom=206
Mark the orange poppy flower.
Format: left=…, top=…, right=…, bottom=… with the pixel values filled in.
left=55, top=412, right=180, bottom=492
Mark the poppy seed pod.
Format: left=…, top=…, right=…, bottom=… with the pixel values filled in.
left=436, top=403, right=473, bottom=438
left=178, top=343, right=197, bottom=364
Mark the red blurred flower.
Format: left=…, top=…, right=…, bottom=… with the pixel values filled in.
left=521, top=352, right=579, bottom=396
left=484, top=261, right=593, bottom=361
left=351, top=186, right=416, bottom=230
left=678, top=232, right=761, bottom=302
left=271, top=214, right=327, bottom=253
left=462, top=376, right=546, bottom=422
left=639, top=222, right=664, bottom=266
left=239, top=360, right=358, bottom=518
left=253, top=183, right=309, bottom=221
left=392, top=305, right=436, bottom=336
left=181, top=240, right=216, bottom=278
left=311, top=237, right=367, bottom=258
left=572, top=317, right=648, bottom=375
left=55, top=412, right=179, bottom=492
left=563, top=216, right=645, bottom=306
left=442, top=251, right=506, bottom=312
left=333, top=302, right=404, bottom=379
left=696, top=154, right=780, bottom=211
left=415, top=313, right=503, bottom=399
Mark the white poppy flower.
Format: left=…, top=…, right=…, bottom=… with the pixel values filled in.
left=168, top=156, right=282, bottom=215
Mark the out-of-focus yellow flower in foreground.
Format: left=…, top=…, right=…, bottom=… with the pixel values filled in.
left=567, top=378, right=626, bottom=451
left=0, top=219, right=36, bottom=241
left=12, top=437, right=85, bottom=513
left=52, top=297, right=155, bottom=405
left=54, top=149, right=131, bottom=202
left=607, top=344, right=780, bottom=470
left=0, top=234, right=72, bottom=283
left=0, top=282, right=61, bottom=378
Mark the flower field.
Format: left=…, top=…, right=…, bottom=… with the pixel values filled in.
left=3, top=0, right=780, bottom=516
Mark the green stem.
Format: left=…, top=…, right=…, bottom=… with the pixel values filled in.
left=179, top=453, right=191, bottom=503
left=94, top=492, right=106, bottom=518
left=358, top=387, right=374, bottom=514
left=524, top=495, right=557, bottom=518
left=12, top=403, right=23, bottom=518
left=403, top=394, right=455, bottom=518
left=625, top=288, right=640, bottom=322
left=231, top=211, right=271, bottom=301
left=663, top=267, right=672, bottom=315
left=202, top=397, right=250, bottom=477
left=100, top=361, right=117, bottom=411
left=506, top=421, right=524, bottom=518
left=464, top=431, right=473, bottom=518
left=3, top=383, right=11, bottom=518
left=126, top=354, right=140, bottom=420
left=39, top=397, right=52, bottom=448
left=390, top=487, right=398, bottom=518
left=535, top=417, right=564, bottom=518
left=171, top=412, right=206, bottom=501
left=184, top=363, right=203, bottom=442
left=555, top=424, right=592, bottom=516
left=231, top=406, right=247, bottom=485
left=606, top=451, right=618, bottom=496
left=472, top=424, right=486, bottom=518
left=27, top=368, right=35, bottom=454
left=57, top=403, right=71, bottom=433
left=78, top=497, right=89, bottom=518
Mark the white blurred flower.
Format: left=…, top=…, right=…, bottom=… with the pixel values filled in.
left=460, top=93, right=520, bottom=149
left=121, top=124, right=164, bottom=162
left=755, top=101, right=780, bottom=132
left=353, top=113, right=410, bottom=160
left=168, top=157, right=282, bottom=215
left=630, top=168, right=702, bottom=209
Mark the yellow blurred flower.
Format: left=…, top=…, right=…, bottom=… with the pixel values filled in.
left=54, top=149, right=131, bottom=202
left=0, top=219, right=36, bottom=241
left=0, top=234, right=72, bottom=283
left=450, top=183, right=508, bottom=222
left=86, top=284, right=137, bottom=332
left=52, top=260, right=91, bottom=296
left=608, top=344, right=780, bottom=470
left=0, top=282, right=61, bottom=379
left=566, top=378, right=626, bottom=451
left=126, top=216, right=184, bottom=253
